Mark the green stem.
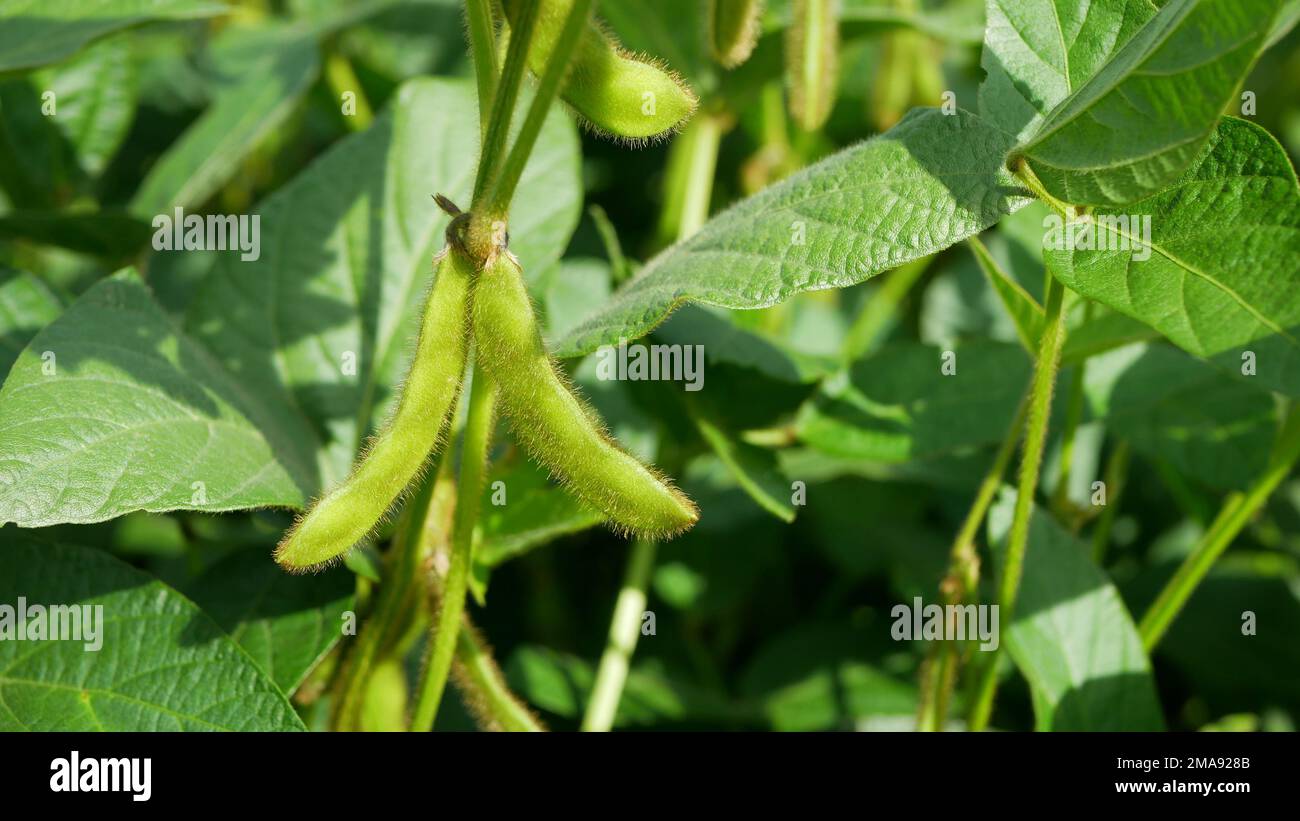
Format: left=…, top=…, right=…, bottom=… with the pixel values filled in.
left=323, top=50, right=374, bottom=131
left=1091, top=439, right=1131, bottom=564
left=411, top=363, right=497, bottom=731
left=969, top=272, right=1068, bottom=731
left=483, top=0, right=593, bottom=219
left=581, top=538, right=657, bottom=732
left=916, top=391, right=1029, bottom=732
left=1138, top=405, right=1300, bottom=651
left=465, top=0, right=499, bottom=140
left=331, top=454, right=443, bottom=730
left=471, top=0, right=539, bottom=208
left=657, top=112, right=725, bottom=243
left=452, top=615, right=546, bottom=731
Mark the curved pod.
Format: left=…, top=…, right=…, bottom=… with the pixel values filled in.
left=276, top=247, right=474, bottom=571
left=474, top=251, right=698, bottom=538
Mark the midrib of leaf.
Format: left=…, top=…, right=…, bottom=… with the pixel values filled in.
left=1018, top=0, right=1197, bottom=153
left=1090, top=217, right=1298, bottom=347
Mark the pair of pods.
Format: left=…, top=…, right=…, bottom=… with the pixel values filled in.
left=276, top=241, right=697, bottom=571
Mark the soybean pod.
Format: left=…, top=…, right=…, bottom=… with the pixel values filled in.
left=710, top=0, right=764, bottom=69
left=504, top=0, right=698, bottom=143
left=473, top=250, right=698, bottom=539
left=785, top=0, right=839, bottom=132
left=275, top=246, right=474, bottom=571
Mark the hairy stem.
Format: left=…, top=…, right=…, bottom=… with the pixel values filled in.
left=411, top=363, right=497, bottom=730
left=483, top=0, right=593, bottom=220
left=465, top=0, right=499, bottom=140
left=916, top=391, right=1029, bottom=731
left=1138, top=405, right=1300, bottom=651
left=330, top=455, right=443, bottom=731
left=969, top=272, right=1068, bottom=731
left=470, top=0, right=539, bottom=212
left=581, top=538, right=657, bottom=732
left=452, top=615, right=547, bottom=731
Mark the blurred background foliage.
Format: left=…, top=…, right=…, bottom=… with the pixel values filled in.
left=2, top=0, right=1298, bottom=731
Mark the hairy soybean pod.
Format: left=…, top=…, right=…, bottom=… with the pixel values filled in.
left=474, top=251, right=698, bottom=538
left=710, top=0, right=764, bottom=68
left=505, top=0, right=698, bottom=143
left=785, top=0, right=839, bottom=132
left=275, top=247, right=474, bottom=571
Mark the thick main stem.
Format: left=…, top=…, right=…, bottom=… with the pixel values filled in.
left=969, top=272, right=1068, bottom=731
left=581, top=538, right=657, bottom=732
left=411, top=363, right=497, bottom=730
left=1138, top=405, right=1300, bottom=651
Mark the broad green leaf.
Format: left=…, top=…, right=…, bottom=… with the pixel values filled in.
left=1015, top=0, right=1280, bottom=205
left=989, top=489, right=1164, bottom=731
left=979, top=0, right=1154, bottom=141
left=0, top=268, right=61, bottom=376
left=554, top=108, right=1028, bottom=358
left=129, top=25, right=319, bottom=216
left=33, top=37, right=137, bottom=178
left=0, top=270, right=313, bottom=527
left=186, top=547, right=354, bottom=693
left=1050, top=117, right=1300, bottom=397
left=0, top=538, right=304, bottom=731
left=1085, top=343, right=1278, bottom=490
left=796, top=340, right=1031, bottom=462
left=475, top=459, right=604, bottom=569
left=1059, top=309, right=1159, bottom=364
left=0, top=0, right=227, bottom=73
left=188, top=77, right=582, bottom=486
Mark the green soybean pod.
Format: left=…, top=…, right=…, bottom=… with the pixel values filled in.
left=785, top=0, right=839, bottom=132
left=473, top=251, right=698, bottom=538
left=505, top=0, right=698, bottom=143
left=275, top=247, right=474, bottom=571
left=710, top=0, right=764, bottom=68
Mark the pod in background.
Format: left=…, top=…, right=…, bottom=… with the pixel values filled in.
left=785, top=0, right=839, bottom=132
left=710, top=0, right=764, bottom=68
left=504, top=0, right=698, bottom=143
left=276, top=247, right=474, bottom=571
left=473, top=250, right=698, bottom=538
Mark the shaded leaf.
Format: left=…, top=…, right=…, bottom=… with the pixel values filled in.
left=0, top=537, right=304, bottom=731
left=989, top=489, right=1164, bottom=731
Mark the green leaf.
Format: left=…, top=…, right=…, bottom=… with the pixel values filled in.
left=186, top=547, right=354, bottom=693
left=0, top=268, right=61, bottom=376
left=474, top=459, right=604, bottom=570
left=1014, top=0, right=1280, bottom=205
left=553, top=108, right=1028, bottom=358
left=1085, top=343, right=1278, bottom=490
left=1050, top=117, right=1300, bottom=397
left=0, top=538, right=304, bottom=731
left=989, top=489, right=1164, bottom=731
left=979, top=0, right=1154, bottom=142
left=129, top=25, right=319, bottom=216
left=33, top=37, right=137, bottom=178
left=0, top=210, right=152, bottom=258
left=0, top=0, right=227, bottom=73
left=188, top=77, right=582, bottom=486
left=796, top=340, right=1031, bottom=462
left=654, top=304, right=833, bottom=384
left=0, top=270, right=313, bottom=527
